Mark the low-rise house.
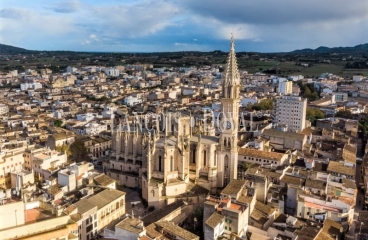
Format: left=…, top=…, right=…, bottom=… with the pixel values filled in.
left=46, top=132, right=75, bottom=149
left=327, top=161, right=355, bottom=181
left=238, top=148, right=289, bottom=167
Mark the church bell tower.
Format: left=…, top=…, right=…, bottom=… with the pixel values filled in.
left=218, top=36, right=240, bottom=187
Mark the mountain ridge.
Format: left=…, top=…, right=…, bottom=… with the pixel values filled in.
left=1, top=42, right=368, bottom=55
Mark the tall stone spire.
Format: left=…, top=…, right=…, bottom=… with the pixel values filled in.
left=224, top=35, right=240, bottom=86
left=222, top=35, right=240, bottom=99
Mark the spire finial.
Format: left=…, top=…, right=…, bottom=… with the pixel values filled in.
left=230, top=34, right=235, bottom=51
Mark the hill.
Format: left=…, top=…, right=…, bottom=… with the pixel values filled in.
left=291, top=43, right=368, bottom=54
left=0, top=43, right=34, bottom=54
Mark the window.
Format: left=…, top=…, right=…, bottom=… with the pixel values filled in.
left=203, top=150, right=207, bottom=166
left=158, top=156, right=162, bottom=171
left=170, top=156, right=174, bottom=172
left=225, top=226, right=227, bottom=230
left=229, top=227, right=232, bottom=231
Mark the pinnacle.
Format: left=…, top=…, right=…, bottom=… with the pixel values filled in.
left=224, top=36, right=240, bottom=86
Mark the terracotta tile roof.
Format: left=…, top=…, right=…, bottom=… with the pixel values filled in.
left=262, top=129, right=306, bottom=141
left=250, top=208, right=268, bottom=225
left=238, top=148, right=286, bottom=161
left=342, top=144, right=357, bottom=164
left=205, top=212, right=223, bottom=228
left=305, top=179, right=326, bottom=190
left=94, top=174, right=115, bottom=186
left=327, top=161, right=355, bottom=176
left=280, top=175, right=305, bottom=186
left=155, top=221, right=199, bottom=240
left=220, top=179, right=245, bottom=196
left=142, top=200, right=186, bottom=226
left=255, top=201, right=275, bottom=216
left=342, top=178, right=356, bottom=189
left=116, top=215, right=145, bottom=234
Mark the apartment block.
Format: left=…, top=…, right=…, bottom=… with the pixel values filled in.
left=274, top=96, right=307, bottom=132
left=278, top=81, right=293, bottom=95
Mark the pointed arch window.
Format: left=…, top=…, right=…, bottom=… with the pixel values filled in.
left=224, top=154, right=229, bottom=185
left=203, top=150, right=207, bottom=166
left=159, top=156, right=162, bottom=172
left=192, top=148, right=196, bottom=164
left=224, top=155, right=229, bottom=170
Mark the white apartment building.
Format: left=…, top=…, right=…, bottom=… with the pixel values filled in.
left=9, top=70, right=18, bottom=77
left=124, top=96, right=142, bottom=107
left=104, top=68, right=120, bottom=77
left=0, top=104, right=9, bottom=115
left=274, top=96, right=307, bottom=132
left=20, top=82, right=42, bottom=91
left=332, top=92, right=348, bottom=102
left=288, top=75, right=304, bottom=81
left=84, top=123, right=108, bottom=136
left=353, top=75, right=364, bottom=82
left=58, top=162, right=94, bottom=192
left=76, top=113, right=98, bottom=122
left=30, top=149, right=68, bottom=180
left=66, top=66, right=77, bottom=73
left=278, top=81, right=293, bottom=95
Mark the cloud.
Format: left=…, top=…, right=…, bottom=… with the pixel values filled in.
left=0, top=0, right=367, bottom=52
left=47, top=0, right=81, bottom=13
left=89, top=1, right=180, bottom=39
left=82, top=40, right=91, bottom=45
left=180, top=0, right=368, bottom=25
left=174, top=42, right=188, bottom=46
left=0, top=7, right=77, bottom=48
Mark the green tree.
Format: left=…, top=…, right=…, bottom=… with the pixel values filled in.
left=55, top=144, right=71, bottom=156
left=247, top=99, right=274, bottom=111
left=70, top=140, right=90, bottom=162
left=54, top=119, right=63, bottom=128
left=359, top=113, right=368, bottom=135
left=306, top=108, right=325, bottom=126
left=335, top=110, right=353, bottom=119
left=242, top=162, right=254, bottom=171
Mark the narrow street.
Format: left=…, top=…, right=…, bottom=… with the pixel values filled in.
left=347, top=160, right=365, bottom=240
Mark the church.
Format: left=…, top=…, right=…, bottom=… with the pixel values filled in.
left=108, top=37, right=241, bottom=208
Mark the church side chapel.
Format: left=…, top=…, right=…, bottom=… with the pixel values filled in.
left=109, top=37, right=241, bottom=208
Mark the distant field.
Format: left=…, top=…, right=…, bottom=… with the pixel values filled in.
left=239, top=60, right=279, bottom=73
left=240, top=60, right=367, bottom=78
left=341, top=69, right=368, bottom=77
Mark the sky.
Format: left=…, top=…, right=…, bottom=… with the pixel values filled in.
left=0, top=0, right=367, bottom=52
